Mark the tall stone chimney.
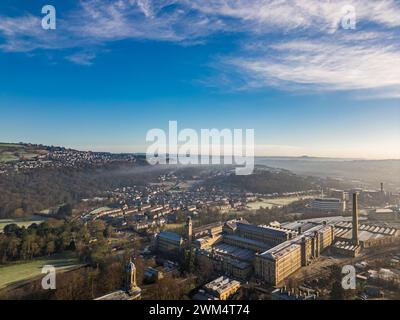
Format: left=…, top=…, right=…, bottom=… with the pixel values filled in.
left=186, top=216, right=193, bottom=247
left=352, top=193, right=359, bottom=245
left=380, top=182, right=384, bottom=193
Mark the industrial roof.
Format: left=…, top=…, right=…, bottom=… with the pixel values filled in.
left=158, top=231, right=182, bottom=242
left=237, top=222, right=294, bottom=238
left=333, top=241, right=360, bottom=251
left=223, top=234, right=271, bottom=250
left=260, top=242, right=301, bottom=260
left=214, top=242, right=256, bottom=261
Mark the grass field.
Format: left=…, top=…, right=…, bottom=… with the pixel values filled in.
left=246, top=196, right=313, bottom=210
left=0, top=143, right=45, bottom=163
left=0, top=217, right=46, bottom=233
left=89, top=206, right=113, bottom=215
left=0, top=252, right=81, bottom=289
left=0, top=143, right=24, bottom=148
left=0, top=152, right=19, bottom=163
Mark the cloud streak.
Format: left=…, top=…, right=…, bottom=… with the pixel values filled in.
left=223, top=36, right=400, bottom=98
left=0, top=0, right=399, bottom=98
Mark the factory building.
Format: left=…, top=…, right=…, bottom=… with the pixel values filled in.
left=369, top=208, right=397, bottom=221
left=222, top=234, right=271, bottom=252
left=194, top=219, right=334, bottom=284
left=193, top=222, right=224, bottom=239
left=255, top=242, right=302, bottom=285
left=156, top=231, right=184, bottom=254
left=311, top=197, right=346, bottom=212
left=254, top=224, right=334, bottom=285
left=331, top=193, right=398, bottom=256
left=234, top=222, right=297, bottom=246
left=193, top=235, right=222, bottom=250
left=331, top=241, right=361, bottom=257
left=328, top=189, right=348, bottom=201
left=197, top=247, right=253, bottom=279
left=155, top=195, right=399, bottom=287
left=334, top=222, right=399, bottom=248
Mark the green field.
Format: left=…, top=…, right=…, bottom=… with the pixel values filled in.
left=0, top=252, right=81, bottom=289
left=0, top=143, right=24, bottom=148
left=246, top=196, right=314, bottom=210
left=89, top=206, right=113, bottom=215
left=0, top=143, right=46, bottom=163
left=0, top=217, right=46, bottom=233
left=0, top=152, right=19, bottom=163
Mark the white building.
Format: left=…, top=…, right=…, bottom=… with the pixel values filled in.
left=311, top=198, right=345, bottom=212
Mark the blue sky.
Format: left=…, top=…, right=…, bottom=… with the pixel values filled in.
left=0, top=0, right=399, bottom=158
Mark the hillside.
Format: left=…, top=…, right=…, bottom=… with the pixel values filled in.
left=0, top=143, right=48, bottom=163
left=256, top=157, right=400, bottom=190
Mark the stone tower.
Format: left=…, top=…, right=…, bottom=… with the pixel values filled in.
left=186, top=216, right=193, bottom=247
left=126, top=258, right=137, bottom=292
left=352, top=193, right=359, bottom=245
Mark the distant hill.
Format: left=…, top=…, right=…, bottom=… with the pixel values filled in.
left=255, top=157, right=400, bottom=190
left=0, top=143, right=49, bottom=163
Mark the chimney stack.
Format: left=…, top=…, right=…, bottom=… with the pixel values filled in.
left=380, top=182, right=384, bottom=193
left=352, top=193, right=359, bottom=245
left=186, top=216, right=193, bottom=248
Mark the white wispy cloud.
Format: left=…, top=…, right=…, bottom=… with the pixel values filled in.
left=66, top=51, right=97, bottom=65
left=187, top=0, right=400, bottom=31
left=0, top=0, right=399, bottom=97
left=222, top=36, right=400, bottom=97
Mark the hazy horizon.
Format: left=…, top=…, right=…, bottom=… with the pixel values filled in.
left=1, top=1, right=399, bottom=159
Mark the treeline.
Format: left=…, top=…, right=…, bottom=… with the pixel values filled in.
left=0, top=257, right=128, bottom=300
left=0, top=253, right=197, bottom=300
left=0, top=219, right=113, bottom=264
left=0, top=163, right=151, bottom=218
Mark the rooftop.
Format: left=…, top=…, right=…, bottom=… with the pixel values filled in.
left=213, top=242, right=256, bottom=261
left=158, top=231, right=183, bottom=242
left=260, top=242, right=301, bottom=260
left=204, top=276, right=240, bottom=295
left=313, top=198, right=342, bottom=202
left=237, top=222, right=295, bottom=238
left=333, top=241, right=361, bottom=252
left=223, top=234, right=271, bottom=251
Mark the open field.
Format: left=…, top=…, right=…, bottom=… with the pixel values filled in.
left=88, top=207, right=113, bottom=215
left=0, top=143, right=24, bottom=148
left=0, top=143, right=47, bottom=163
left=246, top=196, right=313, bottom=210
left=0, top=217, right=46, bottom=233
left=0, top=152, right=19, bottom=163
left=0, top=252, right=81, bottom=289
